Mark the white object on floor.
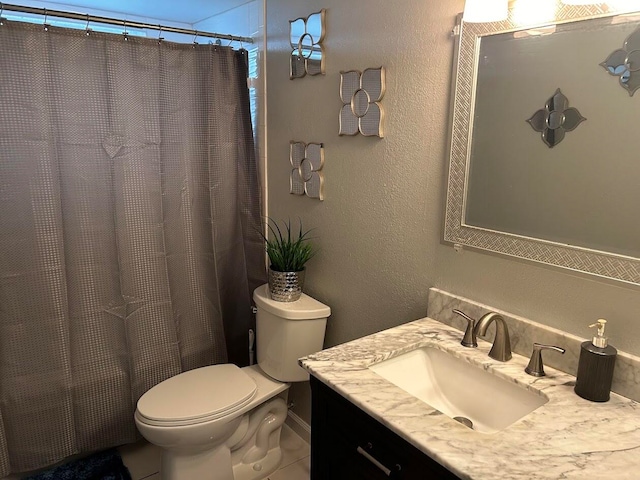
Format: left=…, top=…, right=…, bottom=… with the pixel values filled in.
left=134, top=284, right=329, bottom=480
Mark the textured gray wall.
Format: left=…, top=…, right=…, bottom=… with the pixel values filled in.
left=265, top=0, right=640, bottom=424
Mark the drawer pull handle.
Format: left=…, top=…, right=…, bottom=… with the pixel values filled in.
left=357, top=445, right=393, bottom=476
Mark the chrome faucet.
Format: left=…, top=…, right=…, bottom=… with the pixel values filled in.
left=474, top=312, right=512, bottom=362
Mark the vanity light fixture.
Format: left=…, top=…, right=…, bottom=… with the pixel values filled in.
left=607, top=0, right=640, bottom=12
left=512, top=0, right=556, bottom=26
left=463, top=0, right=508, bottom=23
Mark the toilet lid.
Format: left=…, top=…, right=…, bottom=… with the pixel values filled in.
left=136, top=364, right=257, bottom=426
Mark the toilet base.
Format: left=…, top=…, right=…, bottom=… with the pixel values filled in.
left=232, top=443, right=283, bottom=480
left=156, top=395, right=288, bottom=480
left=159, top=441, right=283, bottom=480
left=229, top=396, right=288, bottom=480
left=136, top=365, right=291, bottom=480
left=162, top=444, right=235, bottom=480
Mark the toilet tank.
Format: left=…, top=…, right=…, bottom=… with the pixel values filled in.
left=253, top=284, right=330, bottom=382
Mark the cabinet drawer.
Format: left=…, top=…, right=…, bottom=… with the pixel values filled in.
left=310, top=376, right=459, bottom=480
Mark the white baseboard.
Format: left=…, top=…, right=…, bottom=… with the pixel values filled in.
left=285, top=410, right=311, bottom=445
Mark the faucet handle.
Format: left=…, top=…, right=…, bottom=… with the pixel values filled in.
left=525, top=343, right=566, bottom=377
left=453, top=309, right=477, bottom=348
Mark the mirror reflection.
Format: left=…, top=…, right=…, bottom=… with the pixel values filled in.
left=445, top=5, right=640, bottom=286
left=600, top=26, right=640, bottom=96
left=525, top=88, right=586, bottom=148
left=289, top=10, right=325, bottom=79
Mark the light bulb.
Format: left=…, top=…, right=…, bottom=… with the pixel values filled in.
left=607, top=0, right=640, bottom=11
left=512, top=0, right=557, bottom=26
left=463, top=0, right=509, bottom=23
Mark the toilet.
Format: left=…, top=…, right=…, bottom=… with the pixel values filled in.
left=134, top=284, right=330, bottom=480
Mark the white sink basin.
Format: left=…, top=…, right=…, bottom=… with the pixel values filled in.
left=369, top=347, right=547, bottom=433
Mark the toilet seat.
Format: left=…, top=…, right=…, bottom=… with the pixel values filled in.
left=136, top=364, right=257, bottom=427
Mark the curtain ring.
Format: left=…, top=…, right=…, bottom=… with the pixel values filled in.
left=122, top=20, right=128, bottom=41
left=192, top=30, right=199, bottom=48
left=43, top=8, right=49, bottom=31
left=0, top=3, right=5, bottom=26
left=157, top=24, right=163, bottom=44
left=85, top=14, right=91, bottom=36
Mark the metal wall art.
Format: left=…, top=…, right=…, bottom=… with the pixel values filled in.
left=289, top=9, right=325, bottom=79
left=290, top=141, right=324, bottom=200
left=526, top=89, right=586, bottom=148
left=339, top=67, right=386, bottom=137
left=600, top=26, right=640, bottom=96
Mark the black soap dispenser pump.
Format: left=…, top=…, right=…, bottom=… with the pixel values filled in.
left=574, top=319, right=617, bottom=402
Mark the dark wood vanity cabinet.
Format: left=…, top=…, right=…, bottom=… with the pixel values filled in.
left=310, top=376, right=460, bottom=480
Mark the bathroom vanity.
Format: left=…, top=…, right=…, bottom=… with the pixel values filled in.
left=310, top=375, right=458, bottom=479
left=300, top=315, right=640, bottom=479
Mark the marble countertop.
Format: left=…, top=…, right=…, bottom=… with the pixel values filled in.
left=299, top=318, right=640, bottom=480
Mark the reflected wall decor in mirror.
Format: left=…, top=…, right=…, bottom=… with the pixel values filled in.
left=600, top=26, right=640, bottom=96
left=289, top=9, right=326, bottom=79
left=444, top=3, right=640, bottom=286
left=526, top=88, right=586, bottom=148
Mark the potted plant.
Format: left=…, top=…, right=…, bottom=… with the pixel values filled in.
left=261, top=218, right=316, bottom=302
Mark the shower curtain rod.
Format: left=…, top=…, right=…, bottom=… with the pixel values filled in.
left=0, top=2, right=254, bottom=44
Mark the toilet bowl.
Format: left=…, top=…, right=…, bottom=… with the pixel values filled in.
left=134, top=284, right=330, bottom=480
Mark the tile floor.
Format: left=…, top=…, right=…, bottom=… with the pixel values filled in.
left=118, top=424, right=310, bottom=480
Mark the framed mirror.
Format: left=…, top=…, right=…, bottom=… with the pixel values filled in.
left=444, top=3, right=640, bottom=286
left=289, top=10, right=326, bottom=79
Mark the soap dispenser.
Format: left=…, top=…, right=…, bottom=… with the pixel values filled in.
left=574, top=319, right=617, bottom=402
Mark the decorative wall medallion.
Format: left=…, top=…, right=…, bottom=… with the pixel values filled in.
left=339, top=67, right=386, bottom=137
left=526, top=89, right=585, bottom=148
left=290, top=141, right=324, bottom=200
left=600, top=27, right=640, bottom=96
left=289, top=10, right=326, bottom=79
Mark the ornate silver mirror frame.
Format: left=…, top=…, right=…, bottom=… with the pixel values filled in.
left=444, top=3, right=640, bottom=287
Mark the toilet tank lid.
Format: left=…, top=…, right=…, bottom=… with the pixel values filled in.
left=253, top=284, right=331, bottom=320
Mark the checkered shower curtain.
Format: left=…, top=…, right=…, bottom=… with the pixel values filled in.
left=0, top=21, right=265, bottom=475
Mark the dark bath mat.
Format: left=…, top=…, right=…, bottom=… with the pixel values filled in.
left=22, top=449, right=132, bottom=480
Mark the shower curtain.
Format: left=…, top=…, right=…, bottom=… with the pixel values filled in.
left=0, top=21, right=265, bottom=475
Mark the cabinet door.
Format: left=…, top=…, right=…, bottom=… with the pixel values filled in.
left=310, top=376, right=460, bottom=480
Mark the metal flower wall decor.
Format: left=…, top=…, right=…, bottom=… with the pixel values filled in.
left=290, top=141, right=324, bottom=200
left=339, top=67, right=386, bottom=137
left=526, top=89, right=586, bottom=148
left=600, top=26, right=640, bottom=96
left=289, top=10, right=326, bottom=79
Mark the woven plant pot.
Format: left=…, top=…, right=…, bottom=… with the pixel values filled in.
left=268, top=268, right=305, bottom=302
